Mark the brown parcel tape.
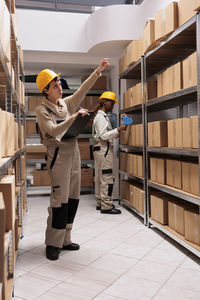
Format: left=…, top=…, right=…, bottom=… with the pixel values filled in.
left=150, top=157, right=166, bottom=185
left=168, top=200, right=185, bottom=236
left=155, top=1, right=178, bottom=42
left=166, top=159, right=182, bottom=189
left=0, top=175, right=15, bottom=231
left=182, top=52, right=197, bottom=89
left=184, top=206, right=200, bottom=246
left=150, top=193, right=168, bottom=225
left=182, top=162, right=199, bottom=196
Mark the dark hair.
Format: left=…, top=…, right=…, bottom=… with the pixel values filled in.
left=42, top=76, right=59, bottom=98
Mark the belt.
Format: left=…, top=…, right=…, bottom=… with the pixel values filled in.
left=93, top=146, right=101, bottom=151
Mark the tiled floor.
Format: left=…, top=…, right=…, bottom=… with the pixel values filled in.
left=14, top=194, right=200, bottom=300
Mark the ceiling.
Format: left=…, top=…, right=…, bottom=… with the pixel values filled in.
left=15, top=0, right=143, bottom=13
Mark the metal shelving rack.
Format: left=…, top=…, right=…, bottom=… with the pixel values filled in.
left=119, top=14, right=200, bottom=258
left=119, top=57, right=148, bottom=224
left=0, top=1, right=26, bottom=298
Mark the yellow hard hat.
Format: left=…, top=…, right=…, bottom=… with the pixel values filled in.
left=36, top=69, right=61, bottom=92
left=99, top=91, right=118, bottom=103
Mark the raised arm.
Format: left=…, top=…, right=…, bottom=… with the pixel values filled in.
left=65, top=58, right=109, bottom=114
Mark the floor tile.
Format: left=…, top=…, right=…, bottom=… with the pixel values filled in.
left=104, top=274, right=161, bottom=300
left=59, top=246, right=104, bottom=265
left=90, top=253, right=138, bottom=274
left=180, top=253, right=200, bottom=272
left=142, top=245, right=187, bottom=266
left=126, top=260, right=177, bottom=283
left=94, top=293, right=127, bottom=300
left=15, top=252, right=48, bottom=272
left=111, top=242, right=152, bottom=260
left=126, top=228, right=164, bottom=248
left=14, top=273, right=59, bottom=300
left=153, top=284, right=200, bottom=300
left=36, top=281, right=99, bottom=300
left=167, top=267, right=200, bottom=292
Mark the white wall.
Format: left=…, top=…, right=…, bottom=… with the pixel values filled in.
left=17, top=0, right=177, bottom=55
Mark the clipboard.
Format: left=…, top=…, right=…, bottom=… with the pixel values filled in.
left=60, top=111, right=94, bottom=140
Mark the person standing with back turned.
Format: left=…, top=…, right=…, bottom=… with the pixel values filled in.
left=92, top=91, right=126, bottom=214
left=35, top=58, right=109, bottom=260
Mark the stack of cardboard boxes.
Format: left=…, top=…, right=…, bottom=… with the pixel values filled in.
left=120, top=152, right=143, bottom=179
left=150, top=192, right=200, bottom=247
left=119, top=0, right=200, bottom=75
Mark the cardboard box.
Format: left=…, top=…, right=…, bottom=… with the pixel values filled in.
left=81, top=96, right=99, bottom=111
left=81, top=168, right=93, bottom=187
left=33, top=170, right=51, bottom=186
left=184, top=206, right=200, bottom=246
left=191, top=116, right=198, bottom=148
left=134, top=155, right=143, bottom=178
left=183, top=52, right=197, bottom=89
left=135, top=124, right=142, bottom=146
left=126, top=154, right=133, bottom=175
left=14, top=121, right=19, bottom=151
left=120, top=180, right=130, bottom=200
left=129, top=184, right=136, bottom=207
left=143, top=19, right=155, bottom=54
left=119, top=55, right=128, bottom=74
left=132, top=83, right=142, bottom=106
left=157, top=62, right=182, bottom=97
left=182, top=162, right=199, bottom=196
left=0, top=193, right=5, bottom=284
left=28, top=96, right=43, bottom=112
left=26, top=119, right=37, bottom=135
left=4, top=112, right=15, bottom=157
left=21, top=155, right=26, bottom=180
left=0, top=175, right=15, bottom=231
left=128, top=125, right=136, bottom=146
left=166, top=159, right=182, bottom=189
left=126, top=39, right=143, bottom=66
left=26, top=144, right=46, bottom=153
left=0, top=1, right=11, bottom=63
left=168, top=200, right=185, bottom=235
left=168, top=118, right=183, bottom=148
left=120, top=125, right=131, bottom=145
left=155, top=2, right=178, bottom=41
left=136, top=187, right=144, bottom=214
left=182, top=117, right=192, bottom=148
left=120, top=152, right=127, bottom=172
left=81, top=75, right=107, bottom=90
left=150, top=193, right=168, bottom=225
left=178, top=0, right=200, bottom=27
left=150, top=157, right=166, bottom=185
left=147, top=80, right=157, bottom=101
left=148, top=121, right=168, bottom=147
left=0, top=109, right=6, bottom=158
left=78, top=139, right=90, bottom=160
left=21, top=123, right=24, bottom=147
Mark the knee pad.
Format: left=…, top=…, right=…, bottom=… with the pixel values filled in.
left=52, top=203, right=68, bottom=229
left=68, top=198, right=79, bottom=224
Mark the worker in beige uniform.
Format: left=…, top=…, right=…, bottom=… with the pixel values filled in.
left=35, top=58, right=109, bottom=260
left=93, top=91, right=126, bottom=214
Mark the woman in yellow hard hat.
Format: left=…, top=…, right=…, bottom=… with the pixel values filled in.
left=92, top=91, right=126, bottom=214
left=35, top=59, right=109, bottom=260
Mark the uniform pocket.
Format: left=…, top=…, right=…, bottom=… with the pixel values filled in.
left=50, top=185, right=61, bottom=207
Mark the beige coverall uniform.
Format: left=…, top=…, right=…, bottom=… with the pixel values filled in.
left=35, top=71, right=99, bottom=248
left=93, top=110, right=118, bottom=210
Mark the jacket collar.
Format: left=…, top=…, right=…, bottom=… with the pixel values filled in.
left=42, top=97, right=67, bottom=118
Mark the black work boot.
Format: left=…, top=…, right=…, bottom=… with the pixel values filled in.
left=46, top=245, right=60, bottom=260
left=101, top=205, right=121, bottom=214
left=61, top=243, right=80, bottom=251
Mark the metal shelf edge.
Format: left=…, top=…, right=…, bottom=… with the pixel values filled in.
left=148, top=181, right=200, bottom=205
left=147, top=147, right=198, bottom=157
left=149, top=218, right=200, bottom=258
left=120, top=198, right=144, bottom=219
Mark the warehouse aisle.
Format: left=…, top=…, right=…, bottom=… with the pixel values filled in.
left=14, top=194, right=200, bottom=300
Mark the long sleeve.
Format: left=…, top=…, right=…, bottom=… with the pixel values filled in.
left=94, top=114, right=118, bottom=141
left=64, top=70, right=100, bottom=114
left=35, top=106, right=76, bottom=138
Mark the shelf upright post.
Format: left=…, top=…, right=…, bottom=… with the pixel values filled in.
left=141, top=56, right=148, bottom=226
left=196, top=12, right=200, bottom=213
